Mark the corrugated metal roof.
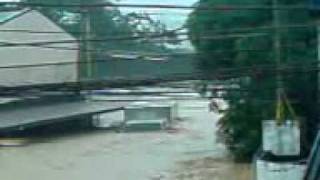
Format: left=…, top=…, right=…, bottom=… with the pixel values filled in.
left=0, top=101, right=128, bottom=131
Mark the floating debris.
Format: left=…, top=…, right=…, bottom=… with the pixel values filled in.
left=0, top=138, right=30, bottom=147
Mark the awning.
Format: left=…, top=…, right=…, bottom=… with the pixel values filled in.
left=0, top=101, right=128, bottom=131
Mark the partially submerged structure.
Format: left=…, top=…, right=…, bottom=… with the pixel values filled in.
left=122, top=101, right=178, bottom=131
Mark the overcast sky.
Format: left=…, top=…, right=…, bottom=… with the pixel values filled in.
left=3, top=0, right=198, bottom=30
left=113, top=0, right=198, bottom=29
left=113, top=0, right=198, bottom=50
left=3, top=0, right=198, bottom=49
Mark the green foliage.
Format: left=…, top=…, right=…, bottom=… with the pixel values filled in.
left=25, top=0, right=171, bottom=52
left=188, top=0, right=318, bottom=161
left=24, top=0, right=173, bottom=78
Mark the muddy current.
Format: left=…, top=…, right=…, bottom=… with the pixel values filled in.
left=0, top=98, right=251, bottom=180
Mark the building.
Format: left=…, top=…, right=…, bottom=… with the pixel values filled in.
left=0, top=8, right=127, bottom=134
left=0, top=8, right=79, bottom=87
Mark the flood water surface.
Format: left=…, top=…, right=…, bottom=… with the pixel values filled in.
left=0, top=99, right=250, bottom=180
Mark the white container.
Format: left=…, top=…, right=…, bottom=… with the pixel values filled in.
left=92, top=111, right=124, bottom=128
left=124, top=101, right=176, bottom=123
left=123, top=119, right=168, bottom=131
left=256, top=159, right=306, bottom=180
left=175, top=99, right=210, bottom=118
left=262, top=120, right=300, bottom=156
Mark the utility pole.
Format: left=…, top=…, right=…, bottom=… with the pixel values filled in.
left=273, top=0, right=283, bottom=123
left=80, top=4, right=93, bottom=80
left=85, top=10, right=93, bottom=79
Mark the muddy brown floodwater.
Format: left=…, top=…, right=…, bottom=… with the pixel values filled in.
left=168, top=157, right=251, bottom=180
left=0, top=98, right=251, bottom=180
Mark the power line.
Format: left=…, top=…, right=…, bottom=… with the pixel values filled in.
left=0, top=27, right=185, bottom=45
left=0, top=56, right=316, bottom=73
left=0, top=3, right=316, bottom=91
left=0, top=21, right=317, bottom=35
left=0, top=26, right=187, bottom=34
left=0, top=35, right=299, bottom=52
left=0, top=60, right=318, bottom=93
left=0, top=2, right=314, bottom=11
left=0, top=21, right=316, bottom=48
left=0, top=33, right=268, bottom=47
left=0, top=5, right=315, bottom=96
left=0, top=42, right=311, bottom=68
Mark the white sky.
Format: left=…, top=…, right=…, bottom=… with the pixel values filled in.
left=3, top=0, right=198, bottom=49
left=114, top=0, right=197, bottom=29
left=3, top=0, right=197, bottom=31
left=113, top=0, right=198, bottom=50
left=0, top=0, right=18, bottom=1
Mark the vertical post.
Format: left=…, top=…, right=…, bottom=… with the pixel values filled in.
left=80, top=5, right=93, bottom=80
left=85, top=10, right=93, bottom=79
left=315, top=24, right=320, bottom=148
left=79, top=8, right=85, bottom=79
left=272, top=0, right=285, bottom=155
left=77, top=4, right=87, bottom=94
left=273, top=0, right=283, bottom=123
left=317, top=25, right=320, bottom=89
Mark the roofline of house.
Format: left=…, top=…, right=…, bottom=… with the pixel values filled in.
left=0, top=8, right=31, bottom=25
left=0, top=8, right=78, bottom=40
left=32, top=8, right=78, bottom=40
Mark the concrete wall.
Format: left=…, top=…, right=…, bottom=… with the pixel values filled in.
left=0, top=10, right=78, bottom=87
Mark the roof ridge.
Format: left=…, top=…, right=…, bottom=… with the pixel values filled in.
left=0, top=8, right=77, bottom=39
left=0, top=8, right=31, bottom=24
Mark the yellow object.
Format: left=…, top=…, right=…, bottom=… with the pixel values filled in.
left=276, top=95, right=283, bottom=124
left=275, top=89, right=298, bottom=125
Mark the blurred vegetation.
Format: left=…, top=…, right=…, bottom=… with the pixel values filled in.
left=25, top=0, right=173, bottom=52
left=24, top=0, right=178, bottom=79
left=188, top=0, right=318, bottom=161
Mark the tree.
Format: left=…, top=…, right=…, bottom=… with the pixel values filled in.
left=24, top=0, right=175, bottom=78
left=25, top=0, right=172, bottom=50
left=188, top=0, right=318, bottom=161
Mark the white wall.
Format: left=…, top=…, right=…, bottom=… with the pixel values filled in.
left=0, top=10, right=78, bottom=87
left=256, top=160, right=305, bottom=180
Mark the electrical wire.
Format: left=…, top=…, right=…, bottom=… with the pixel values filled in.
left=0, top=2, right=317, bottom=93
left=0, top=43, right=276, bottom=54
left=0, top=60, right=317, bottom=96
left=0, top=2, right=314, bottom=11
left=0, top=21, right=316, bottom=38
left=0, top=41, right=313, bottom=69
left=35, top=63, right=320, bottom=78
left=0, top=18, right=314, bottom=35
left=0, top=60, right=317, bottom=92
left=0, top=21, right=316, bottom=51
left=0, top=33, right=269, bottom=48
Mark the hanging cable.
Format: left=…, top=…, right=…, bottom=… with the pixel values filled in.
left=0, top=2, right=313, bottom=11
